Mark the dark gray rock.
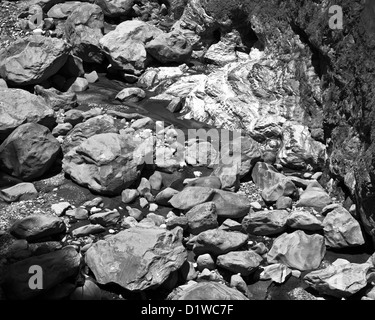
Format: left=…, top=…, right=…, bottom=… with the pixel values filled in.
left=65, top=3, right=104, bottom=63
left=267, top=230, right=326, bottom=271
left=216, top=250, right=263, bottom=276
left=0, top=183, right=38, bottom=203
left=169, top=281, right=248, bottom=300
left=0, top=35, right=69, bottom=86
left=1, top=246, right=80, bottom=300
left=242, top=210, right=289, bottom=236
left=186, top=202, right=218, bottom=235
left=62, top=133, right=143, bottom=195
left=0, top=88, right=55, bottom=142
left=10, top=215, right=66, bottom=242
left=85, top=226, right=187, bottom=291
left=190, top=229, right=248, bottom=256
left=169, top=186, right=215, bottom=211
left=0, top=123, right=61, bottom=181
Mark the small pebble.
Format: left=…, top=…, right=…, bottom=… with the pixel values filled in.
left=139, top=197, right=148, bottom=208
left=90, top=207, right=102, bottom=214
left=193, top=171, right=202, bottom=177
left=149, top=203, right=158, bottom=212
left=33, top=28, right=43, bottom=35
left=291, top=270, right=301, bottom=278
left=167, top=211, right=176, bottom=219
left=303, top=172, right=313, bottom=179
left=250, top=202, right=262, bottom=210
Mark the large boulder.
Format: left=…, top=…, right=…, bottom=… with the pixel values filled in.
left=267, top=230, right=326, bottom=271
left=189, top=229, right=248, bottom=256
left=155, top=187, right=179, bottom=206
left=0, top=88, right=55, bottom=142
left=145, top=32, right=192, bottom=64
left=1, top=246, right=80, bottom=300
left=169, top=281, right=248, bottom=300
left=47, top=1, right=82, bottom=18
left=185, top=202, right=218, bottom=235
left=0, top=123, right=61, bottom=181
left=322, top=206, right=365, bottom=248
left=62, top=115, right=117, bottom=153
left=0, top=35, right=70, bottom=86
left=261, top=179, right=297, bottom=204
left=0, top=183, right=38, bottom=203
left=85, top=227, right=186, bottom=291
left=242, top=210, right=290, bottom=236
left=62, top=133, right=143, bottom=195
left=216, top=250, right=263, bottom=276
left=304, top=262, right=371, bottom=298
left=286, top=210, right=323, bottom=231
left=169, top=186, right=215, bottom=211
left=99, top=20, right=163, bottom=75
left=65, top=3, right=104, bottom=63
left=9, top=215, right=66, bottom=242
left=296, top=182, right=332, bottom=212
left=209, top=189, right=251, bottom=219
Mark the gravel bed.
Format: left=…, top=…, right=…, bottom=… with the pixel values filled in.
left=0, top=0, right=31, bottom=48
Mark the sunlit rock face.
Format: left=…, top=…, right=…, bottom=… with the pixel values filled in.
left=151, top=0, right=326, bottom=172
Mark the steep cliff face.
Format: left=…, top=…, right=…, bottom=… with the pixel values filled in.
left=286, top=0, right=375, bottom=241
left=251, top=0, right=375, bottom=242
left=166, top=0, right=375, bottom=241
